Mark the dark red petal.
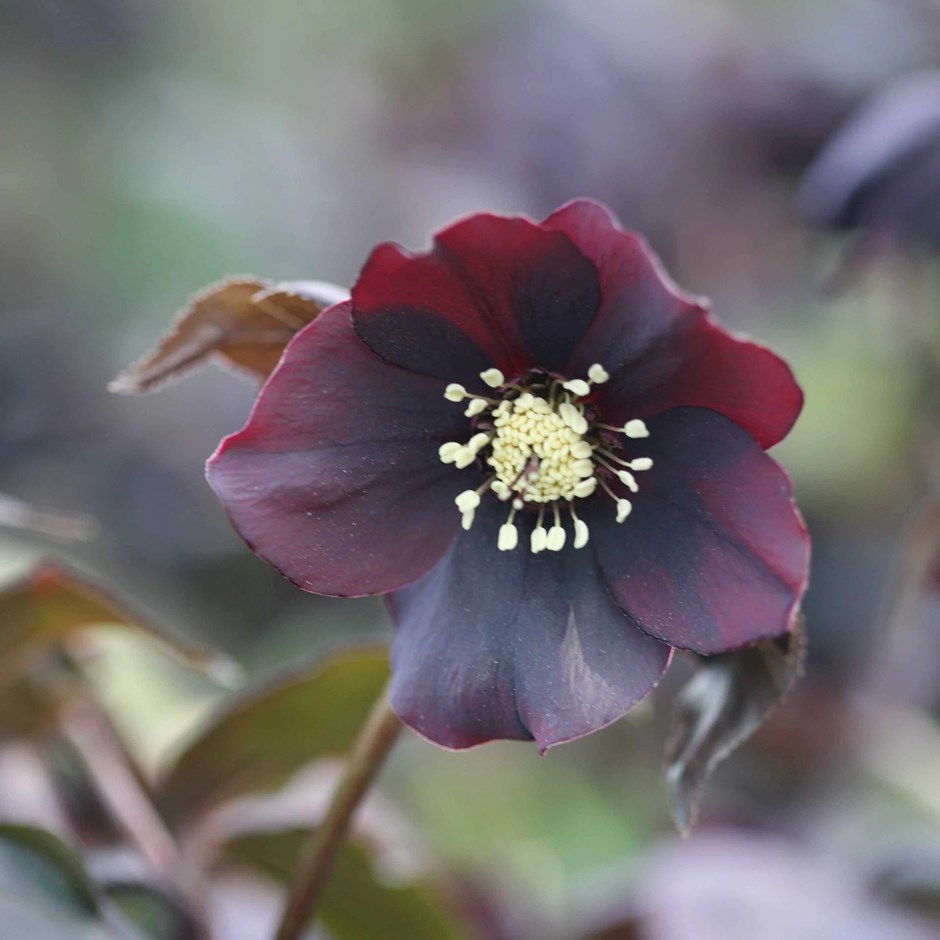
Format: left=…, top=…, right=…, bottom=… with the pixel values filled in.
left=207, top=303, right=475, bottom=597
left=352, top=213, right=600, bottom=388
left=388, top=499, right=672, bottom=751
left=586, top=407, right=809, bottom=655
left=544, top=199, right=802, bottom=449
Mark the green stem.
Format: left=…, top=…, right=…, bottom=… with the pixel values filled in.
left=273, top=683, right=403, bottom=940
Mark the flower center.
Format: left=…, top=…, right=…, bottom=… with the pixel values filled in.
left=489, top=393, right=594, bottom=503
left=438, top=364, right=652, bottom=553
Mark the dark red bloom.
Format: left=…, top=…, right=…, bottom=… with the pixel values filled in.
left=207, top=199, right=809, bottom=752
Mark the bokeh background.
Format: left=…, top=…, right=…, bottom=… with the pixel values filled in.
left=4, top=0, right=940, bottom=937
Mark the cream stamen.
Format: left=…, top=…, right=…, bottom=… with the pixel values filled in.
left=440, top=363, right=652, bottom=549
left=617, top=470, right=639, bottom=492
left=498, top=523, right=518, bottom=551
left=547, top=504, right=566, bottom=551
left=531, top=506, right=548, bottom=554
left=467, top=432, right=491, bottom=453
left=616, top=499, right=632, bottom=523
left=570, top=505, right=590, bottom=549
left=454, top=448, right=476, bottom=469
left=455, top=490, right=481, bottom=513
left=562, top=378, right=591, bottom=397
left=573, top=478, right=598, bottom=498
left=438, top=441, right=462, bottom=463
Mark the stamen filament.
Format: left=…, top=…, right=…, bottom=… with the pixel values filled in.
left=598, top=449, right=653, bottom=473
left=596, top=448, right=633, bottom=467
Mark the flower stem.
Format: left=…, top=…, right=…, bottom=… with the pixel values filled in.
left=61, top=698, right=211, bottom=939
left=273, top=682, right=403, bottom=940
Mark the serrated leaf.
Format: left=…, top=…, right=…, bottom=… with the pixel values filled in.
left=664, top=620, right=807, bottom=834
left=157, top=648, right=390, bottom=829
left=0, top=560, right=230, bottom=684
left=222, top=828, right=468, bottom=940
left=109, top=277, right=348, bottom=394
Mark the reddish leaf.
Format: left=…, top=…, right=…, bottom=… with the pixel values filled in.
left=109, top=277, right=348, bottom=393
left=0, top=560, right=229, bottom=684
left=0, top=672, right=67, bottom=740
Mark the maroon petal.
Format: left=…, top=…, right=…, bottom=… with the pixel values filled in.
left=352, top=213, right=600, bottom=388
left=586, top=407, right=809, bottom=655
left=207, top=303, right=475, bottom=597
left=388, top=499, right=672, bottom=751
left=544, top=199, right=802, bottom=449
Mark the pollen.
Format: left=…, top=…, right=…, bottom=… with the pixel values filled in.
left=488, top=395, right=590, bottom=503
left=438, top=364, right=653, bottom=552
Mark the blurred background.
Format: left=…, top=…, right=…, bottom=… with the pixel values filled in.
left=3, top=0, right=940, bottom=937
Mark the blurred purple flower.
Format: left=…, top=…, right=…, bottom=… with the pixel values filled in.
left=601, top=830, right=939, bottom=940
left=208, top=199, right=809, bottom=751
left=800, top=71, right=940, bottom=244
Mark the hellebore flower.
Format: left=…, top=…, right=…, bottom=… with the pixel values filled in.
left=208, top=199, right=809, bottom=751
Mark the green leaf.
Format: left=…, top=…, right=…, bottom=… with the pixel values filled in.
left=104, top=882, right=200, bottom=940
left=0, top=824, right=125, bottom=939
left=0, top=824, right=100, bottom=912
left=222, top=828, right=467, bottom=940
left=0, top=560, right=229, bottom=684
left=157, top=648, right=390, bottom=828
left=664, top=620, right=807, bottom=835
